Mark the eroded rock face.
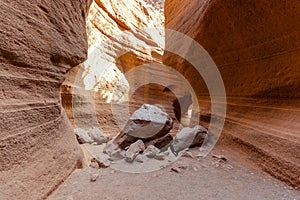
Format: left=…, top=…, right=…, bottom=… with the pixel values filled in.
left=164, top=0, right=300, bottom=98
left=164, top=0, right=300, bottom=187
left=0, top=0, right=88, bottom=199
left=61, top=0, right=186, bottom=137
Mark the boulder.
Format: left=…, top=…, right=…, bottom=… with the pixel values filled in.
left=112, top=104, right=173, bottom=148
left=74, top=127, right=109, bottom=145
left=171, top=125, right=208, bottom=154
left=88, top=127, right=109, bottom=144
left=74, top=128, right=94, bottom=144
left=125, top=140, right=146, bottom=162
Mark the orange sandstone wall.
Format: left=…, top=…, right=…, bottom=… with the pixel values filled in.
left=163, top=0, right=300, bottom=98
left=0, top=0, right=88, bottom=198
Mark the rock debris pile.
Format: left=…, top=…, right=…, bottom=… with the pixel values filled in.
left=76, top=104, right=210, bottom=166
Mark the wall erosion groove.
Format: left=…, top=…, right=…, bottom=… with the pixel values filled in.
left=164, top=0, right=300, bottom=187
left=0, top=0, right=88, bottom=199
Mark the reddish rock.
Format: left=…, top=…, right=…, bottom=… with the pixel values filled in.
left=145, top=134, right=173, bottom=149
left=0, top=0, right=88, bottom=198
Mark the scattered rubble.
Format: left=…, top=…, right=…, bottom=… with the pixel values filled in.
left=212, top=154, right=227, bottom=162
left=180, top=150, right=195, bottom=159
left=99, top=105, right=212, bottom=166
left=89, top=158, right=109, bottom=169
left=212, top=154, right=232, bottom=169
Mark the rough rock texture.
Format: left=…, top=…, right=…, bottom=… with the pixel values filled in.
left=74, top=127, right=109, bottom=144
left=125, top=139, right=146, bottom=162
left=164, top=0, right=300, bottom=187
left=164, top=0, right=300, bottom=98
left=144, top=145, right=160, bottom=158
left=111, top=104, right=173, bottom=148
left=171, top=125, right=208, bottom=154
left=0, top=0, right=88, bottom=199
left=126, top=104, right=173, bottom=139
left=145, top=133, right=173, bottom=149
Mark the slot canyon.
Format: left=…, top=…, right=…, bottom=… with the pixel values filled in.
left=0, top=0, right=299, bottom=199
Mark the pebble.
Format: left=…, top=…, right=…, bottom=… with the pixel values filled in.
left=90, top=173, right=99, bottom=182
left=171, top=167, right=182, bottom=173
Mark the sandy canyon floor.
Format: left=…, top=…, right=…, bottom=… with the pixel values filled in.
left=49, top=145, right=300, bottom=200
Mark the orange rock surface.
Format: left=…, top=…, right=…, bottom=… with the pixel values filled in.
left=0, top=1, right=88, bottom=198
left=163, top=0, right=300, bottom=187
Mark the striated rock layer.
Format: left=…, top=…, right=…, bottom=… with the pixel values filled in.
left=0, top=0, right=88, bottom=199
left=164, top=0, right=300, bottom=187
left=61, top=0, right=181, bottom=137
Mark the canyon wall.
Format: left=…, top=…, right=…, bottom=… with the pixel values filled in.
left=61, top=0, right=183, bottom=136
left=164, top=0, right=300, bottom=187
left=164, top=0, right=300, bottom=98
left=0, top=1, right=88, bottom=199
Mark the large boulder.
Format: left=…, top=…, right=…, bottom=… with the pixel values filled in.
left=171, top=125, right=208, bottom=155
left=112, top=104, right=173, bottom=149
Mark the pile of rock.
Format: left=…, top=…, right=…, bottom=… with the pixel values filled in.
left=102, top=104, right=209, bottom=163
left=74, top=127, right=109, bottom=145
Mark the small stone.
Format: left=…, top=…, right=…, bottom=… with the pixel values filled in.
left=178, top=165, right=188, bottom=170
left=135, top=154, right=145, bottom=163
left=90, top=158, right=109, bottom=168
left=212, top=154, right=227, bottom=162
left=171, top=167, right=181, bottom=173
left=180, top=150, right=195, bottom=158
left=154, top=153, right=165, bottom=160
left=144, top=145, right=160, bottom=158
left=103, top=140, right=118, bottom=155
left=108, top=149, right=125, bottom=161
left=160, top=164, right=166, bottom=169
left=193, top=167, right=198, bottom=172
left=90, top=173, right=99, bottom=182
